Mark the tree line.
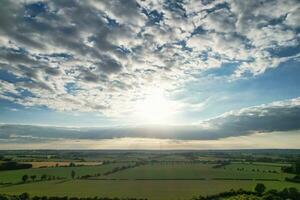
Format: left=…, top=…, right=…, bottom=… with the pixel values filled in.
left=78, top=162, right=147, bottom=179
left=0, top=162, right=32, bottom=171
left=192, top=184, right=300, bottom=200
left=21, top=174, right=65, bottom=183
left=0, top=193, right=147, bottom=200
left=1, top=184, right=300, bottom=200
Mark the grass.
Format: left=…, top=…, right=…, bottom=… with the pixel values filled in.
left=0, top=163, right=132, bottom=183
left=104, top=163, right=292, bottom=180
left=1, top=179, right=300, bottom=200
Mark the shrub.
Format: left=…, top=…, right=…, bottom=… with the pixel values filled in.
left=254, top=183, right=266, bottom=195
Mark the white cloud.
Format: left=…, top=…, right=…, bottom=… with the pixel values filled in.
left=285, top=8, right=300, bottom=28
left=0, top=0, right=299, bottom=116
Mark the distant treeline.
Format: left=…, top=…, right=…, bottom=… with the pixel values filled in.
left=212, top=161, right=231, bottom=168
left=103, top=162, right=147, bottom=176
left=0, top=193, right=147, bottom=200
left=0, top=162, right=32, bottom=171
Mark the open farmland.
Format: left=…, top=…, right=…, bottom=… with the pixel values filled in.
left=103, top=162, right=293, bottom=180
left=0, top=150, right=300, bottom=200
left=0, top=162, right=133, bottom=184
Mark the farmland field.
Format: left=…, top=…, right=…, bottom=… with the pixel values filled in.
left=0, top=150, right=300, bottom=200
left=104, top=162, right=292, bottom=180
left=0, top=162, right=133, bottom=183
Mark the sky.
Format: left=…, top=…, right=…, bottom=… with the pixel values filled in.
left=0, top=0, right=300, bottom=149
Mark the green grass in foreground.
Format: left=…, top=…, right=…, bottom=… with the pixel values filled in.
left=1, top=180, right=300, bottom=200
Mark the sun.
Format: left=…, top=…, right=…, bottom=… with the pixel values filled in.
left=134, top=89, right=174, bottom=124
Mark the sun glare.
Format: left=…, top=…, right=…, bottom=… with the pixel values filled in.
left=134, top=89, right=174, bottom=124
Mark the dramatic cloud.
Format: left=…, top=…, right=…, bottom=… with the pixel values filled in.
left=0, top=0, right=299, bottom=118
left=1, top=97, right=300, bottom=143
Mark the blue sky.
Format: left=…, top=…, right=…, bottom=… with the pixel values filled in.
left=0, top=0, right=300, bottom=149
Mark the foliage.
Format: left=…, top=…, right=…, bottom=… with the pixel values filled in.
left=282, top=160, right=300, bottom=174
left=30, top=175, right=37, bottom=182
left=0, top=162, right=32, bottom=171
left=0, top=163, right=130, bottom=183
left=69, top=163, right=76, bottom=167
left=41, top=174, right=47, bottom=181
left=292, top=160, right=300, bottom=174
left=22, top=175, right=28, bottom=183
left=71, top=171, right=75, bottom=179
left=193, top=187, right=300, bottom=200
left=254, top=183, right=266, bottom=195
left=0, top=193, right=147, bottom=200
left=285, top=175, right=300, bottom=183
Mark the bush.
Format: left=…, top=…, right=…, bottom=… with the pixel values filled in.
left=254, top=183, right=266, bottom=195
left=19, top=193, right=30, bottom=200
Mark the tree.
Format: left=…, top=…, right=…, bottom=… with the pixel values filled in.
left=255, top=183, right=266, bottom=195
left=19, top=193, right=29, bottom=200
left=292, top=160, right=300, bottom=174
left=41, top=174, right=47, bottom=181
left=31, top=175, right=37, bottom=182
left=288, top=187, right=300, bottom=199
left=22, top=175, right=28, bottom=182
left=262, top=194, right=281, bottom=200
left=71, top=170, right=76, bottom=179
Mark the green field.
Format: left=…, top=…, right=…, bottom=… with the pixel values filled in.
left=0, top=163, right=132, bottom=183
left=0, top=162, right=299, bottom=200
left=104, top=163, right=292, bottom=180
left=0, top=179, right=299, bottom=200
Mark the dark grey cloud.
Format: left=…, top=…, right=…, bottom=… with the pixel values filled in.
left=1, top=98, right=299, bottom=143
left=80, top=70, right=100, bottom=83
left=0, top=132, right=10, bottom=139
left=97, top=56, right=123, bottom=74
left=0, top=47, right=37, bottom=65
left=44, top=67, right=61, bottom=76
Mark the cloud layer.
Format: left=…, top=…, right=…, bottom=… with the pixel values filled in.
left=0, top=0, right=300, bottom=117
left=1, top=97, right=300, bottom=143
